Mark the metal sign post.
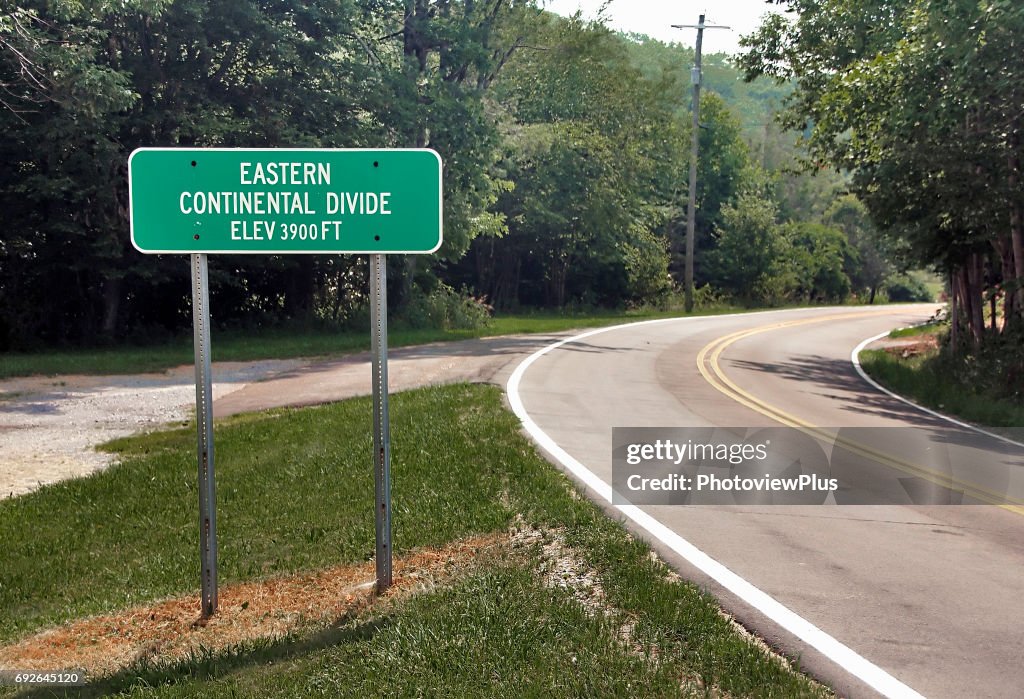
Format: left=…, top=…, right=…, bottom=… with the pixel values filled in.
left=369, top=254, right=393, bottom=591
left=190, top=253, right=218, bottom=616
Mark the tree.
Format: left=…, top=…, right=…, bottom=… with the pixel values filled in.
left=783, top=222, right=851, bottom=302
left=0, top=0, right=544, bottom=346
left=739, top=0, right=1024, bottom=345
left=825, top=194, right=893, bottom=303
left=706, top=188, right=791, bottom=305
left=346, top=0, right=540, bottom=307
left=457, top=14, right=684, bottom=309
left=0, top=0, right=368, bottom=345
left=1, top=1, right=141, bottom=345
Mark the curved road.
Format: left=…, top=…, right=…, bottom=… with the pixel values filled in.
left=511, top=305, right=1024, bottom=699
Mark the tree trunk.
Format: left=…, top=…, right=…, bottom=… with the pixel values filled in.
left=868, top=285, right=877, bottom=305
left=1010, top=205, right=1024, bottom=315
left=955, top=264, right=967, bottom=345
left=548, top=258, right=568, bottom=307
left=1009, top=124, right=1024, bottom=313
left=475, top=238, right=493, bottom=298
left=491, top=247, right=520, bottom=310
left=949, top=268, right=959, bottom=356
left=511, top=258, right=521, bottom=307
left=101, top=276, right=122, bottom=337
left=397, top=256, right=417, bottom=309
left=397, top=0, right=431, bottom=309
left=998, top=236, right=1018, bottom=330
left=965, top=255, right=984, bottom=346
left=283, top=258, right=317, bottom=324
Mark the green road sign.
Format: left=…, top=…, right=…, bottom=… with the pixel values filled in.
left=129, top=148, right=442, bottom=254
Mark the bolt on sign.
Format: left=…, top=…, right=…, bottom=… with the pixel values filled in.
left=128, top=148, right=442, bottom=254
left=129, top=147, right=442, bottom=617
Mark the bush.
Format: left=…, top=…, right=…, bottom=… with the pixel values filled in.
left=691, top=284, right=727, bottom=310
left=396, top=283, right=493, bottom=330
left=623, top=223, right=672, bottom=305
left=934, top=323, right=1024, bottom=406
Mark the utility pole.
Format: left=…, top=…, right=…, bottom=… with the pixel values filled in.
left=672, top=15, right=729, bottom=312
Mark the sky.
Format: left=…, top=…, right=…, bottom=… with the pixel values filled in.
left=543, top=0, right=782, bottom=56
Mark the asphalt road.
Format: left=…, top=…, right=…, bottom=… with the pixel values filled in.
left=511, top=305, right=1024, bottom=699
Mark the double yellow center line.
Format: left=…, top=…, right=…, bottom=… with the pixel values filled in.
left=695, top=312, right=1024, bottom=515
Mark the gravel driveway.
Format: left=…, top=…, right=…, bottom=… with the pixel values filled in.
left=0, top=333, right=563, bottom=499
left=0, top=360, right=302, bottom=499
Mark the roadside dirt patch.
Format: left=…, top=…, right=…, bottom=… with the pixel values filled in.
left=877, top=334, right=939, bottom=359
left=0, top=534, right=502, bottom=678
left=510, top=518, right=607, bottom=617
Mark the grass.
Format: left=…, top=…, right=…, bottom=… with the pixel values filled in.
left=887, top=321, right=943, bottom=339
left=919, top=271, right=945, bottom=302
left=0, top=308, right=722, bottom=379
left=2, top=298, right=921, bottom=380
left=859, top=348, right=1024, bottom=428
left=0, top=384, right=828, bottom=697
left=0, top=297, right=931, bottom=380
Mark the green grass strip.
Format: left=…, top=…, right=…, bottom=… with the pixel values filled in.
left=886, top=322, right=943, bottom=339
left=859, top=349, right=1024, bottom=428
left=0, top=302, right=899, bottom=379
left=0, top=310, right=696, bottom=379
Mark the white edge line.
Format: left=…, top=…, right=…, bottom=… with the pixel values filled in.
left=506, top=311, right=927, bottom=699
left=851, top=329, right=1024, bottom=449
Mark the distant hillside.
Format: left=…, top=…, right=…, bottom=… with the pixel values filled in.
left=615, top=31, right=844, bottom=222
left=616, top=32, right=791, bottom=140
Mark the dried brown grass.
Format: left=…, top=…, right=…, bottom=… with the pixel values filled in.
left=0, top=534, right=502, bottom=677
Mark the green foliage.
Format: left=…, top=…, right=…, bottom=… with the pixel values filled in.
left=619, top=33, right=790, bottom=139
left=690, top=283, right=728, bottom=310
left=824, top=194, right=894, bottom=303
left=1, top=0, right=370, bottom=347
left=620, top=32, right=848, bottom=230
left=692, top=93, right=756, bottom=262
left=784, top=222, right=851, bottom=302
left=623, top=223, right=672, bottom=305
left=355, top=0, right=531, bottom=296
left=0, top=1, right=888, bottom=350
left=394, top=282, right=493, bottom=330
left=739, top=0, right=1024, bottom=335
left=494, top=121, right=640, bottom=306
left=884, top=273, right=933, bottom=303
left=457, top=15, right=688, bottom=310
left=456, top=16, right=771, bottom=311
left=706, top=188, right=791, bottom=305
left=0, top=0, right=524, bottom=348
left=705, top=190, right=857, bottom=305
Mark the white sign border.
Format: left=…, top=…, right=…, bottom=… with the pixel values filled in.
left=128, top=147, right=444, bottom=255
